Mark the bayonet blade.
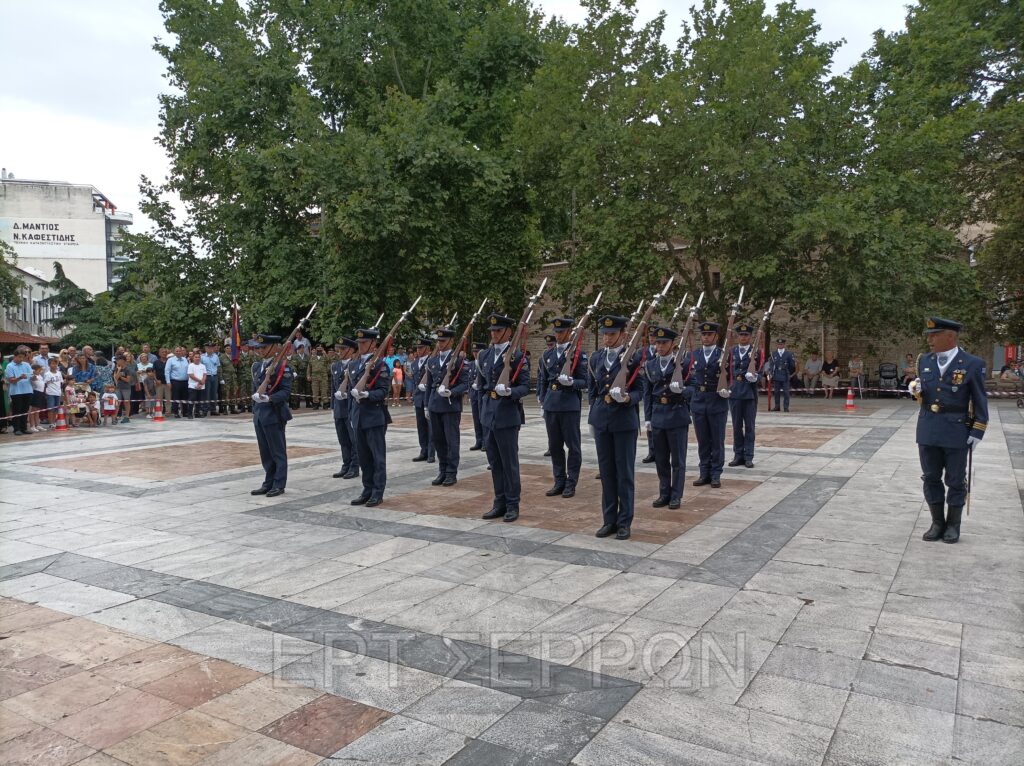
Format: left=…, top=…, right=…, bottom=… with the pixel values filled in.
left=590, top=291, right=603, bottom=311
left=475, top=297, right=489, bottom=317
left=532, top=277, right=548, bottom=301
left=373, top=312, right=385, bottom=329
left=735, top=285, right=745, bottom=308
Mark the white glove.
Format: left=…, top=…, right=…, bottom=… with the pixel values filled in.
left=252, top=393, right=269, bottom=403
left=471, top=383, right=479, bottom=390
left=417, top=383, right=427, bottom=392
left=967, top=436, right=981, bottom=449
left=610, top=386, right=629, bottom=403
left=495, top=383, right=511, bottom=397
left=908, top=379, right=922, bottom=396
left=558, top=374, right=573, bottom=386
left=744, top=372, right=758, bottom=383
left=334, top=390, right=346, bottom=401
left=717, top=388, right=731, bottom=399
left=669, top=381, right=682, bottom=394
left=354, top=389, right=369, bottom=400
left=645, top=421, right=652, bottom=431
left=437, top=385, right=451, bottom=397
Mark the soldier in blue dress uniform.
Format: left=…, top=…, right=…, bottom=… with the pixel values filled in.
left=330, top=337, right=360, bottom=480
left=425, top=326, right=470, bottom=486
left=728, top=323, right=762, bottom=468
left=250, top=335, right=292, bottom=497
left=909, top=317, right=989, bottom=544
left=411, top=337, right=436, bottom=463
left=537, top=316, right=588, bottom=498
left=768, top=339, right=796, bottom=412
left=468, top=342, right=486, bottom=451
left=348, top=328, right=392, bottom=507
left=477, top=313, right=531, bottom=522
left=687, top=322, right=729, bottom=488
left=588, top=315, right=643, bottom=539
left=643, top=326, right=691, bottom=509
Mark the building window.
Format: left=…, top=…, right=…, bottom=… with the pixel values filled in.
left=711, top=271, right=721, bottom=289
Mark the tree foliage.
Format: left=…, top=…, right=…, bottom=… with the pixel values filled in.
left=156, top=0, right=546, bottom=344
left=129, top=0, right=1019, bottom=345
left=0, top=241, right=25, bottom=311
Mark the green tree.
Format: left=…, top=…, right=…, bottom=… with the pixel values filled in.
left=156, top=0, right=546, bottom=343
left=41, top=263, right=117, bottom=348
left=115, top=177, right=224, bottom=347
left=0, top=241, right=25, bottom=310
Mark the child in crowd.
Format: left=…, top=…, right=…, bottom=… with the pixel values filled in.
left=27, top=363, right=46, bottom=432
left=44, top=358, right=64, bottom=416
left=101, top=384, right=120, bottom=426
left=84, top=391, right=100, bottom=427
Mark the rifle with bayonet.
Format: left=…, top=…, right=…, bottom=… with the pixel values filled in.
left=496, top=278, right=547, bottom=389
left=351, top=296, right=422, bottom=396
left=558, top=291, right=603, bottom=379
left=715, top=286, right=745, bottom=396
left=607, top=276, right=674, bottom=402
left=669, top=291, right=704, bottom=390
left=256, top=303, right=317, bottom=396
left=624, top=299, right=645, bottom=337
left=439, top=300, right=488, bottom=391
left=417, top=311, right=457, bottom=390
left=746, top=298, right=775, bottom=376
left=667, top=292, right=690, bottom=326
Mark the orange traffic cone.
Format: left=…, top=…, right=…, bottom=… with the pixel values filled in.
left=844, top=387, right=856, bottom=411
left=153, top=399, right=165, bottom=422
left=53, top=406, right=69, bottom=432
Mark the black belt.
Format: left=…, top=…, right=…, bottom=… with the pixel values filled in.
left=924, top=403, right=966, bottom=414
left=657, top=394, right=687, bottom=405
left=696, top=385, right=714, bottom=392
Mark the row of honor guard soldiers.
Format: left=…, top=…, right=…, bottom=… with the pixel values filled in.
left=249, top=311, right=767, bottom=541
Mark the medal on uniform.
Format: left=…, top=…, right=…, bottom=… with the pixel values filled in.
left=951, top=386, right=959, bottom=392
left=930, top=403, right=940, bottom=413
left=952, top=370, right=965, bottom=385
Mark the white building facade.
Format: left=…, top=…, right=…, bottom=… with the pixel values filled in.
left=0, top=174, right=132, bottom=296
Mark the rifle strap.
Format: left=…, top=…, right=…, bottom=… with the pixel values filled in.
left=368, top=360, right=384, bottom=388
left=267, top=361, right=287, bottom=393
left=571, top=341, right=582, bottom=374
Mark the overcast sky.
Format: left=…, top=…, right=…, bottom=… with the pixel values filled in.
left=0, top=1, right=910, bottom=232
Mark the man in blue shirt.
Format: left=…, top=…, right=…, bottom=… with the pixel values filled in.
left=201, top=342, right=222, bottom=417
left=4, top=348, right=34, bottom=435
left=165, top=346, right=190, bottom=418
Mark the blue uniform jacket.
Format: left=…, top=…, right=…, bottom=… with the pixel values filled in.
left=915, top=349, right=989, bottom=448
left=767, top=349, right=796, bottom=381
left=643, top=355, right=692, bottom=430
left=729, top=347, right=762, bottom=400
left=538, top=345, right=588, bottom=413
left=411, top=356, right=431, bottom=408
left=349, top=355, right=391, bottom=430
left=588, top=348, right=643, bottom=432
left=476, top=346, right=530, bottom=429
left=330, top=360, right=352, bottom=420
left=252, top=361, right=294, bottom=427
left=426, top=351, right=469, bottom=414
left=686, top=347, right=729, bottom=415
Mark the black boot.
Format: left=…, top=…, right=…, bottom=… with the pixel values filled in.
left=642, top=453, right=656, bottom=464
left=922, top=504, right=945, bottom=541
left=545, top=484, right=565, bottom=497
left=482, top=506, right=506, bottom=520
left=431, top=474, right=445, bottom=486
left=652, top=496, right=670, bottom=508
left=943, top=506, right=962, bottom=544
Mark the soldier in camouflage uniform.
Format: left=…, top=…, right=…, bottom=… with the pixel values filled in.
left=290, top=346, right=310, bottom=409
left=218, top=346, right=240, bottom=414
left=308, top=346, right=331, bottom=410
left=238, top=347, right=254, bottom=412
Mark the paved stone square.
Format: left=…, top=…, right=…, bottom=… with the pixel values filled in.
left=1, top=398, right=1022, bottom=764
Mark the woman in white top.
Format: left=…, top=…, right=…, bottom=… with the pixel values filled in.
left=186, top=351, right=207, bottom=419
